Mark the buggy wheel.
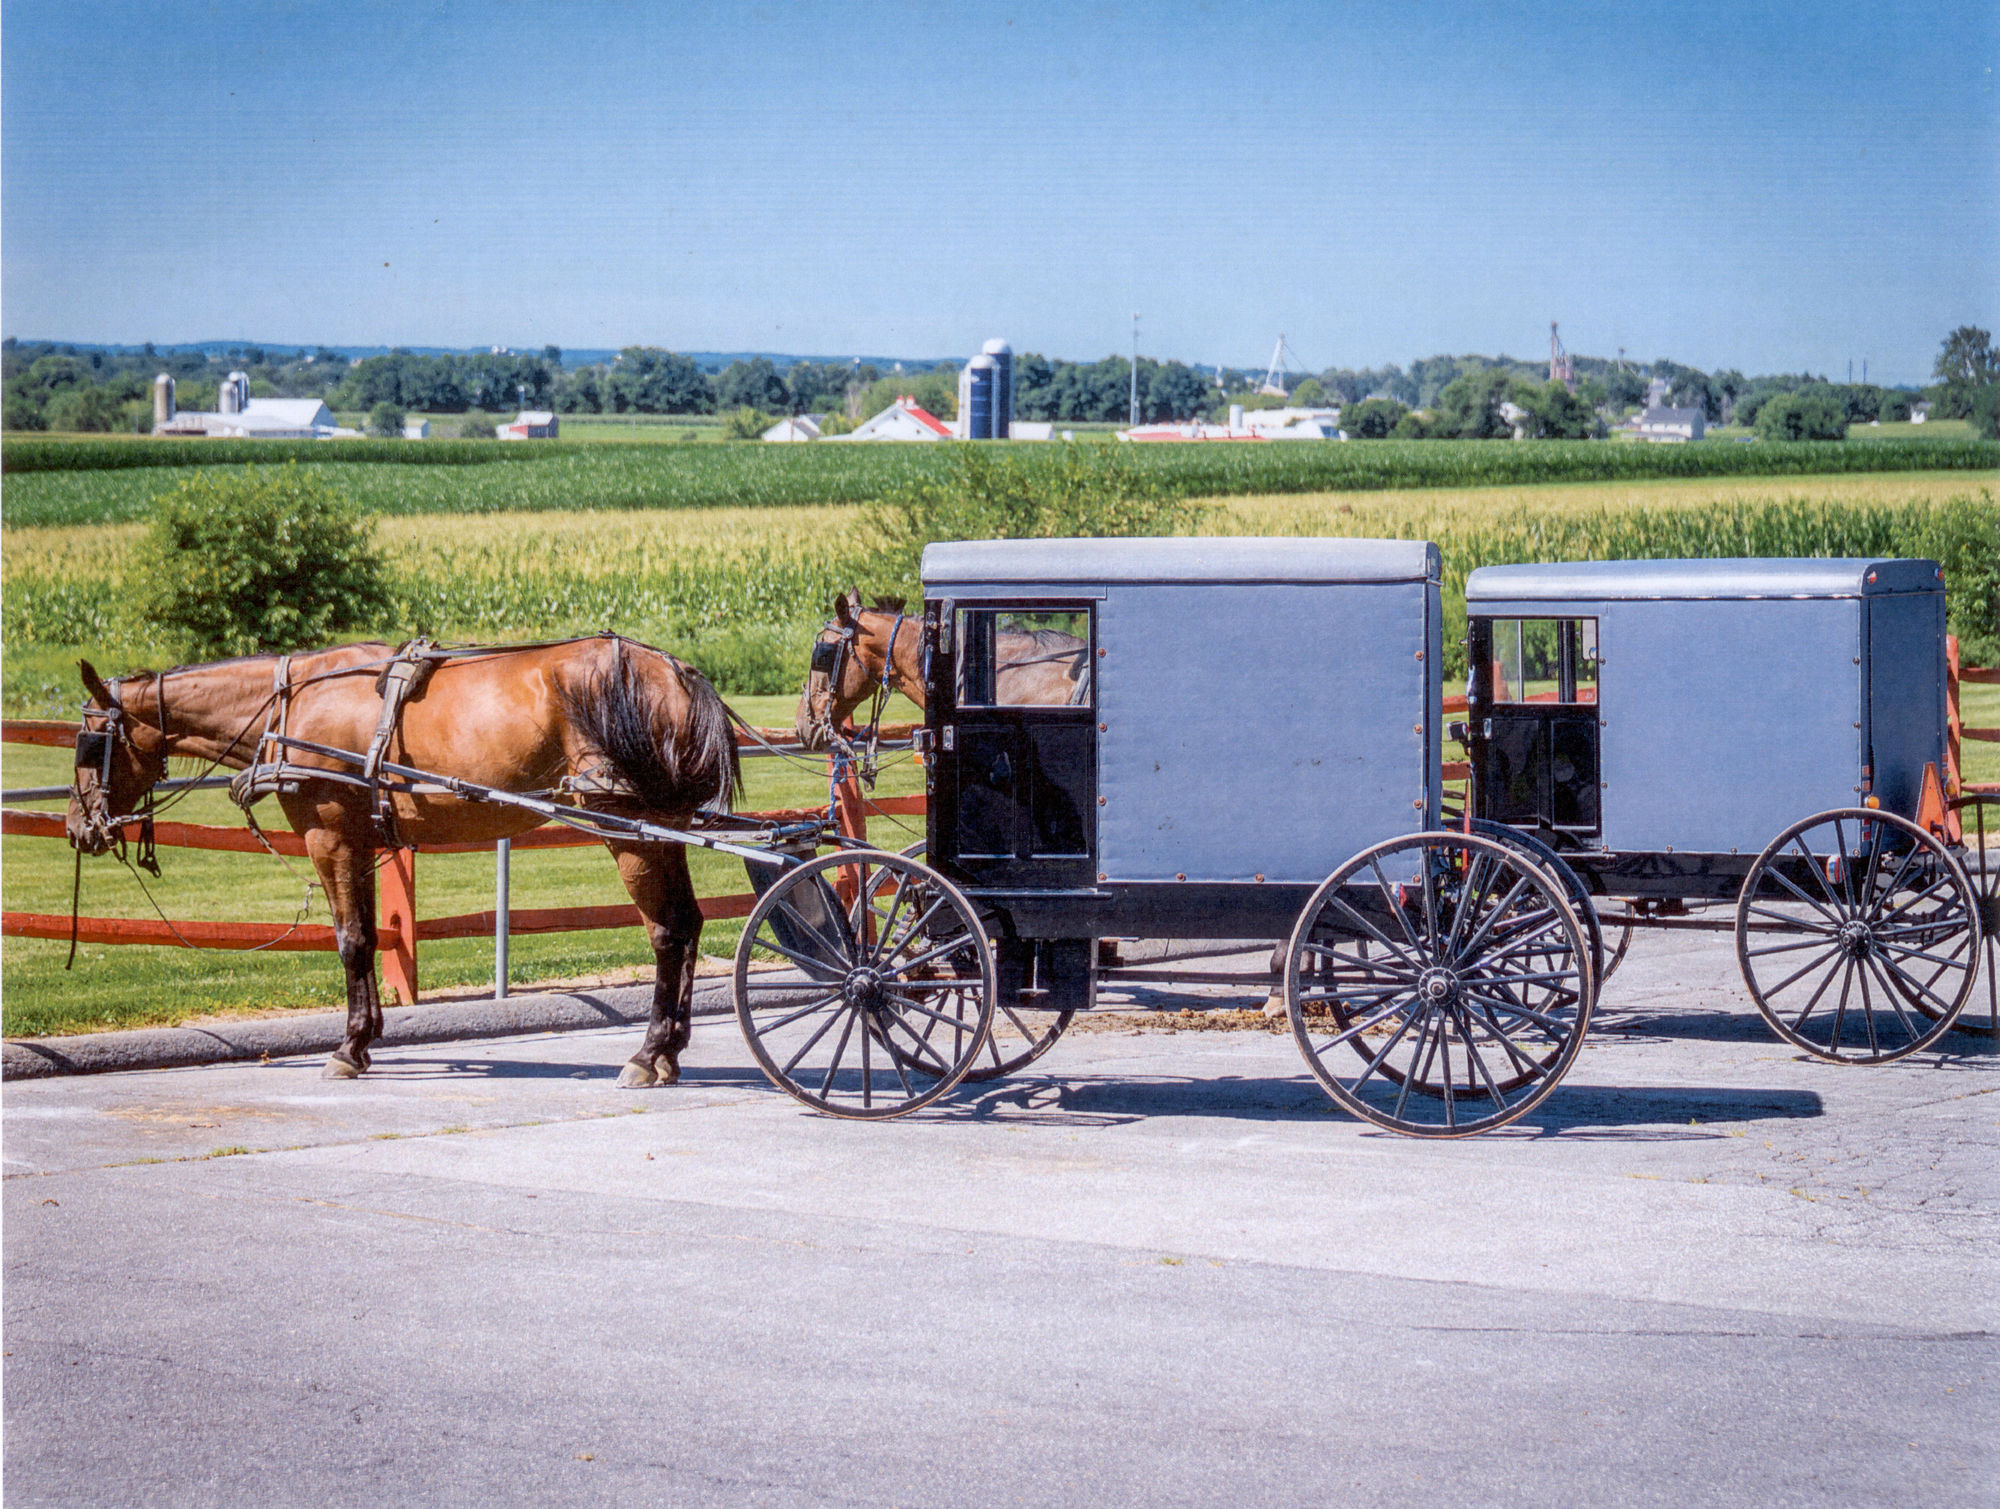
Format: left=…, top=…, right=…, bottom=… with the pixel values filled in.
left=1284, top=831, right=1595, bottom=1137
left=1947, top=796, right=1998, bottom=1037
left=733, top=849, right=994, bottom=1118
left=1736, top=808, right=1980, bottom=1063
left=1470, top=820, right=1605, bottom=986
left=1601, top=921, right=1637, bottom=985
left=961, top=992, right=1079, bottom=1083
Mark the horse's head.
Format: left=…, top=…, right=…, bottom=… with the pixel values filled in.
left=795, top=589, right=920, bottom=752
left=66, top=661, right=168, bottom=856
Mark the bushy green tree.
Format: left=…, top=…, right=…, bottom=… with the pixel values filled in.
left=1755, top=390, right=1847, bottom=442
left=368, top=401, right=406, bottom=437
left=44, top=386, right=128, bottom=432
left=717, top=358, right=788, bottom=413
left=1432, top=369, right=1516, bottom=438
left=1342, top=397, right=1410, bottom=439
left=721, top=405, right=771, bottom=440
left=1515, top=381, right=1597, bottom=439
left=1289, top=377, right=1330, bottom=406
left=869, top=444, right=1208, bottom=598
left=457, top=417, right=497, bottom=439
left=134, top=464, right=393, bottom=657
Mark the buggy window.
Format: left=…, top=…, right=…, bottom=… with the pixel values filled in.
left=956, top=607, right=1093, bottom=708
left=1488, top=618, right=1597, bottom=705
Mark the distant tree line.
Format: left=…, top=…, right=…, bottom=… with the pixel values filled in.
left=6, top=329, right=1994, bottom=439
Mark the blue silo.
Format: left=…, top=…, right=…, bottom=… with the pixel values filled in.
left=982, top=338, right=1013, bottom=439
left=964, top=353, right=999, bottom=440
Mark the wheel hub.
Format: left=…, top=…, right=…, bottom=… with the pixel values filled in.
left=842, top=967, right=887, bottom=1010
left=1836, top=919, right=1873, bottom=959
left=1417, top=966, right=1460, bottom=1007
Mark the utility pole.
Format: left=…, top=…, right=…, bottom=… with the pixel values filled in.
left=1130, top=313, right=1140, bottom=428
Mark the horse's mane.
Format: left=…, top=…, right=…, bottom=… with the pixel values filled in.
left=1000, top=627, right=1086, bottom=654
left=558, top=650, right=741, bottom=815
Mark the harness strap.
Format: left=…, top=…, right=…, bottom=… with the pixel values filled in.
left=363, top=639, right=439, bottom=847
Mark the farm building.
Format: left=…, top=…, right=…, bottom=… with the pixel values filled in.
left=151, top=371, right=351, bottom=438
left=402, top=418, right=430, bottom=440
left=829, top=397, right=953, bottom=442
left=762, top=414, right=824, bottom=442
left=1911, top=401, right=1932, bottom=423
left=1118, top=403, right=1341, bottom=443
left=498, top=411, right=559, bottom=440
left=1629, top=404, right=1706, bottom=442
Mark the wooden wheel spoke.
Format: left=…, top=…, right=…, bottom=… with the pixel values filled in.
left=752, top=932, right=851, bottom=982
left=1743, top=904, right=1840, bottom=936
left=781, top=1001, right=850, bottom=1078
left=770, top=896, right=856, bottom=970
left=1367, top=857, right=1424, bottom=953
left=1860, top=955, right=1925, bottom=1042
left=1757, top=937, right=1852, bottom=1000
left=750, top=992, right=845, bottom=1034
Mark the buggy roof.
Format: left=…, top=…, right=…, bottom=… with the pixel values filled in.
left=922, top=536, right=1440, bottom=587
left=1465, top=558, right=1943, bottom=603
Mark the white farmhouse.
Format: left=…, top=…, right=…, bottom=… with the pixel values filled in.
left=828, top=397, right=954, bottom=442
left=762, top=414, right=824, bottom=442
left=1630, top=404, right=1706, bottom=442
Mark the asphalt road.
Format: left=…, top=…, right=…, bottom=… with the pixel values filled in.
left=5, top=931, right=1996, bottom=1507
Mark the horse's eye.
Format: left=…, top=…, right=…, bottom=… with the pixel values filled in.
left=810, top=641, right=841, bottom=675
left=74, top=731, right=111, bottom=770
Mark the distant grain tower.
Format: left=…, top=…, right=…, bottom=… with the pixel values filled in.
left=219, top=370, right=250, bottom=415
left=1549, top=323, right=1575, bottom=391
left=961, top=353, right=1000, bottom=439
left=152, top=373, right=175, bottom=431
left=982, top=338, right=1013, bottom=438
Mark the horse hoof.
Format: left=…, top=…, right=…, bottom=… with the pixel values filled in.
left=1261, top=993, right=1288, bottom=1021
left=322, top=1055, right=362, bottom=1080
left=656, top=1060, right=681, bottom=1086
left=616, top=1060, right=659, bottom=1089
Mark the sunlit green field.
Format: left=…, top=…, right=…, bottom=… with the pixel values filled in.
left=0, top=694, right=925, bottom=1038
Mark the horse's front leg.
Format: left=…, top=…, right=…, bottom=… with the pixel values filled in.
left=606, top=839, right=703, bottom=1089
left=294, top=804, right=382, bottom=1079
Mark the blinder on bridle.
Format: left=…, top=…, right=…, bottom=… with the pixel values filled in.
left=71, top=685, right=161, bottom=875
left=809, top=637, right=845, bottom=677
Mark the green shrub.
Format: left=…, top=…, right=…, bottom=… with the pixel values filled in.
left=721, top=406, right=772, bottom=441
left=368, top=402, right=406, bottom=439
left=868, top=443, right=1209, bottom=597
left=1757, top=391, right=1847, bottom=442
left=132, top=463, right=394, bottom=657
left=456, top=417, right=497, bottom=439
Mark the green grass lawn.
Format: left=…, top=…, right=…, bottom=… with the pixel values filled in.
left=1, top=693, right=925, bottom=1037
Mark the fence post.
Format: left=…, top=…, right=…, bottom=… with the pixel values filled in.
left=379, top=847, right=419, bottom=1005
left=494, top=837, right=511, bottom=1000
left=1946, top=635, right=1962, bottom=794
left=831, top=750, right=868, bottom=909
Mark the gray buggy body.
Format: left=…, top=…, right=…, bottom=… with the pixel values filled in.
left=1464, top=557, right=1949, bottom=879
left=920, top=536, right=1443, bottom=944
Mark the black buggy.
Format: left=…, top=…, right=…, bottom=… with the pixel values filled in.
left=729, top=539, right=1993, bottom=1136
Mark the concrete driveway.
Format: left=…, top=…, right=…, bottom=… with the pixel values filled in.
left=5, top=931, right=1995, bottom=1507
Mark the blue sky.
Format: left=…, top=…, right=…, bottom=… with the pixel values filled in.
left=4, top=1, right=1994, bottom=383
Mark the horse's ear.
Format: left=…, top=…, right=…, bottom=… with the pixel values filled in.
left=78, top=659, right=112, bottom=708
left=833, top=589, right=861, bottom=627
left=875, top=596, right=906, bottom=614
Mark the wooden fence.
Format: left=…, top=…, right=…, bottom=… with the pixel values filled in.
left=4, top=646, right=1996, bottom=1004
left=1, top=720, right=920, bottom=1004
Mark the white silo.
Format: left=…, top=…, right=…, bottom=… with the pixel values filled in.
left=981, top=338, right=1013, bottom=438
left=152, top=374, right=176, bottom=430
left=219, top=371, right=249, bottom=415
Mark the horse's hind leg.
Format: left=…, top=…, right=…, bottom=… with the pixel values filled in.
left=607, top=839, right=703, bottom=1089
left=297, top=810, right=382, bottom=1079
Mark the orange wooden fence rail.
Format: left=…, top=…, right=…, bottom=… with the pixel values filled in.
left=1, top=717, right=920, bottom=1004
left=6, top=655, right=1995, bottom=997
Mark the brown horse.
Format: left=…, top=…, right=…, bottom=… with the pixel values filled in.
left=66, top=635, right=739, bottom=1086
left=795, top=588, right=1086, bottom=749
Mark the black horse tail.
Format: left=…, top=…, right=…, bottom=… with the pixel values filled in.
left=559, top=647, right=741, bottom=816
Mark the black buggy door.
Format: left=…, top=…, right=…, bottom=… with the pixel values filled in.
left=927, top=599, right=1097, bottom=890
